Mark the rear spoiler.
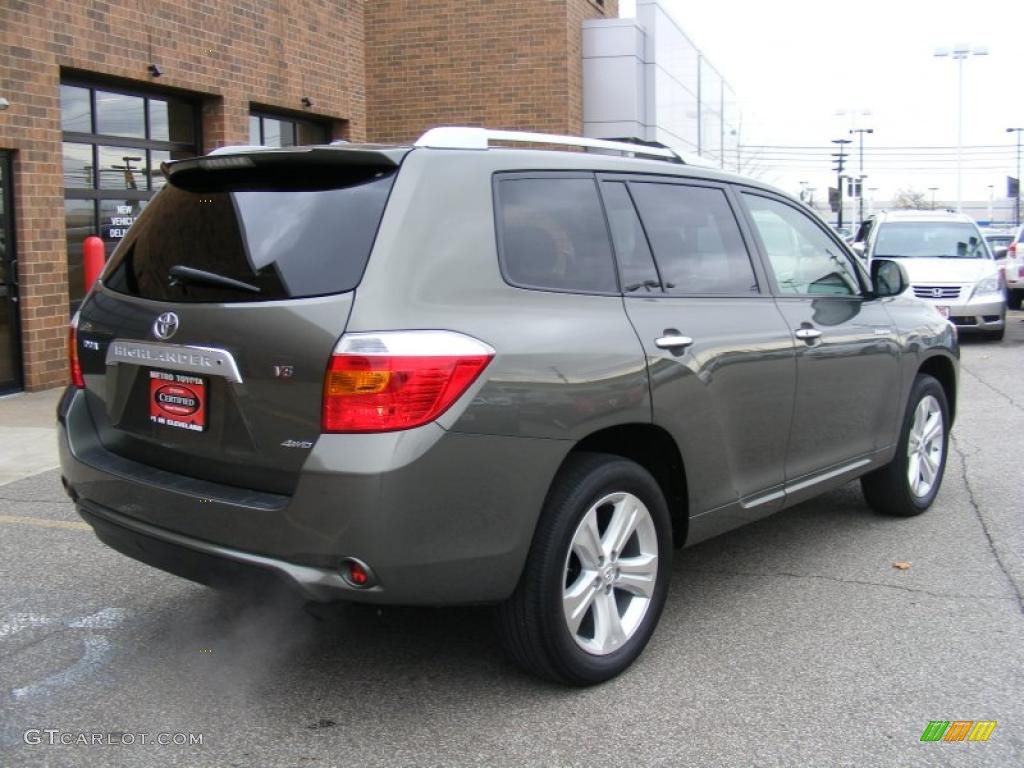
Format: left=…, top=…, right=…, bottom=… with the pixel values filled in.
left=163, top=145, right=409, bottom=191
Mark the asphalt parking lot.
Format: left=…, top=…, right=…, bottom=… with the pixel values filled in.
left=1, top=313, right=1022, bottom=768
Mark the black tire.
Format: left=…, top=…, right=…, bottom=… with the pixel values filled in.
left=495, top=452, right=672, bottom=685
left=1008, top=290, right=1023, bottom=311
left=861, top=374, right=950, bottom=517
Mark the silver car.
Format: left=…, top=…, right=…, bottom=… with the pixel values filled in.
left=860, top=210, right=1006, bottom=340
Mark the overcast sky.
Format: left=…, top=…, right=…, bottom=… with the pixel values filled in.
left=619, top=0, right=1024, bottom=207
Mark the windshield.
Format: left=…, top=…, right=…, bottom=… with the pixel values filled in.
left=873, top=222, right=989, bottom=259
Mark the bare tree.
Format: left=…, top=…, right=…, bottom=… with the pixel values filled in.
left=892, top=187, right=929, bottom=210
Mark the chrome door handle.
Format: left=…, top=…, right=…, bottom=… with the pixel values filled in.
left=654, top=334, right=694, bottom=350
left=794, top=328, right=822, bottom=341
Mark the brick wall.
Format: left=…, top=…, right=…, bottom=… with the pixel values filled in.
left=0, top=0, right=616, bottom=390
left=0, top=0, right=366, bottom=389
left=365, top=0, right=616, bottom=144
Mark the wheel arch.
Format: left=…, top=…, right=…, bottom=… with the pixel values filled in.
left=563, top=423, right=689, bottom=548
left=917, top=354, right=957, bottom=424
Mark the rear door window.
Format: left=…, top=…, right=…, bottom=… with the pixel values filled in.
left=494, top=175, right=618, bottom=294
left=601, top=181, right=661, bottom=292
left=103, top=168, right=396, bottom=303
left=628, top=182, right=759, bottom=295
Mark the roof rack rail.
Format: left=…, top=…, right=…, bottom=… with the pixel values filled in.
left=414, top=126, right=703, bottom=165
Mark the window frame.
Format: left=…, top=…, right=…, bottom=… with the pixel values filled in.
left=491, top=170, right=622, bottom=297
left=597, top=172, right=768, bottom=299
left=736, top=187, right=870, bottom=299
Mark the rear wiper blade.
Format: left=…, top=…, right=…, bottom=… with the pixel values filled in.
left=168, top=265, right=261, bottom=294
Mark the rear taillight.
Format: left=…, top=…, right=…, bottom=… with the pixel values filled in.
left=69, top=312, right=84, bottom=389
left=322, top=331, right=494, bottom=433
left=1009, top=242, right=1017, bottom=257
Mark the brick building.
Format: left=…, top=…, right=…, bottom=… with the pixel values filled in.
left=0, top=0, right=616, bottom=392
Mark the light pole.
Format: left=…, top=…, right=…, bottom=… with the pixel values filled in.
left=934, top=44, right=989, bottom=211
left=849, top=127, right=874, bottom=229
left=831, top=138, right=852, bottom=229
left=928, top=186, right=940, bottom=210
left=1008, top=127, right=1023, bottom=227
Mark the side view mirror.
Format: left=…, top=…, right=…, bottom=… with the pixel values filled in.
left=850, top=241, right=866, bottom=258
left=871, top=259, right=908, bottom=298
left=993, top=246, right=1008, bottom=259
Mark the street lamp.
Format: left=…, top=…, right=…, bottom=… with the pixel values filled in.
left=1008, top=127, right=1023, bottom=227
left=928, top=186, right=940, bottom=210
left=934, top=44, right=989, bottom=211
left=849, top=128, right=874, bottom=229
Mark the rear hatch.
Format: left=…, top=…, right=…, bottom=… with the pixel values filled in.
left=75, top=145, right=406, bottom=495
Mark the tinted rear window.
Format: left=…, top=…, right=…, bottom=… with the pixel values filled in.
left=103, top=171, right=395, bottom=302
left=495, top=176, right=618, bottom=294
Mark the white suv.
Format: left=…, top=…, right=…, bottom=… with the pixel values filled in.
left=1006, top=224, right=1024, bottom=309
left=860, top=210, right=1006, bottom=340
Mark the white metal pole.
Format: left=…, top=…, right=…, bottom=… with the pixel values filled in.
left=956, top=55, right=963, bottom=211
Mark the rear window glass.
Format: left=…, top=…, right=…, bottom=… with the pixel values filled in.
left=495, top=176, right=618, bottom=294
left=103, top=171, right=395, bottom=302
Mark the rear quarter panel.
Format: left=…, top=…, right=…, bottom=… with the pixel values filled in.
left=346, top=150, right=652, bottom=442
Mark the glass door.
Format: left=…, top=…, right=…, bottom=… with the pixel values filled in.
left=0, top=152, right=23, bottom=392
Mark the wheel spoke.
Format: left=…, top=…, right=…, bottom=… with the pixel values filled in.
left=591, top=589, right=627, bottom=651
left=563, top=573, right=598, bottom=635
left=920, top=452, right=936, bottom=486
left=573, top=509, right=603, bottom=570
left=921, top=412, right=942, bottom=446
left=603, top=496, right=640, bottom=557
left=615, top=553, right=657, bottom=598
left=907, top=452, right=922, bottom=495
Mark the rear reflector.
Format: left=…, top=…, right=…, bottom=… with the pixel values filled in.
left=69, top=312, right=84, bottom=389
left=322, top=331, right=494, bottom=433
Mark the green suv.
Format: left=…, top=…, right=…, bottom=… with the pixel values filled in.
left=59, top=127, right=959, bottom=684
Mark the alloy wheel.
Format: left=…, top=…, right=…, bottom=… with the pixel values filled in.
left=561, top=492, right=659, bottom=656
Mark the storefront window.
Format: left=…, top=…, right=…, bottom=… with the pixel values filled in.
left=62, top=142, right=94, bottom=189
left=94, top=90, right=146, bottom=138
left=60, top=85, right=91, bottom=133
left=61, top=80, right=199, bottom=312
left=249, top=110, right=328, bottom=147
left=65, top=199, right=96, bottom=310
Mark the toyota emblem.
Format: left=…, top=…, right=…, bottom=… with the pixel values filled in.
left=153, top=311, right=179, bottom=340
left=931, top=288, right=943, bottom=298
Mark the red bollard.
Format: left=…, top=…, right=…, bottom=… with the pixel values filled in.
left=82, top=235, right=105, bottom=292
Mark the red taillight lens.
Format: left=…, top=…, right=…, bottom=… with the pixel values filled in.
left=322, top=332, right=494, bottom=433
left=69, top=314, right=84, bottom=389
left=1008, top=242, right=1016, bottom=257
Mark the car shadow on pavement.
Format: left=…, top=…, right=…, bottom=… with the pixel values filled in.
left=137, top=480, right=887, bottom=699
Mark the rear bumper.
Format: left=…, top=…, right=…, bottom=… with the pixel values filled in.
left=76, top=498, right=352, bottom=602
left=59, top=387, right=568, bottom=604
